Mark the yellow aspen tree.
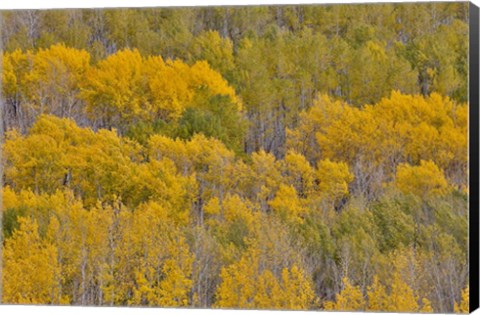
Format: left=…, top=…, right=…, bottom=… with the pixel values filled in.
left=156, top=241, right=194, bottom=307
left=251, top=150, right=283, bottom=211
left=314, top=101, right=364, bottom=164
left=23, top=44, right=90, bottom=118
left=290, top=92, right=467, bottom=186
left=81, top=48, right=240, bottom=128
left=187, top=60, right=240, bottom=111
left=2, top=49, right=30, bottom=130
left=316, top=159, right=354, bottom=206
left=215, top=245, right=313, bottom=310
left=215, top=247, right=259, bottom=309
left=100, top=203, right=129, bottom=306
left=117, top=201, right=194, bottom=307
left=3, top=217, right=62, bottom=304
left=4, top=129, right=66, bottom=194
left=204, top=196, right=221, bottom=216
left=388, top=272, right=420, bottom=312
left=324, top=278, right=366, bottom=311
left=147, top=134, right=191, bottom=172
left=367, top=276, right=390, bottom=311
left=454, top=286, right=469, bottom=313
left=286, top=94, right=349, bottom=164
left=221, top=194, right=258, bottom=231
left=405, top=122, right=440, bottom=165
left=143, top=56, right=193, bottom=121
left=147, top=133, right=236, bottom=215
left=80, top=48, right=146, bottom=127
left=186, top=134, right=236, bottom=198
left=420, top=298, right=433, bottom=313
left=395, top=160, right=449, bottom=198
left=253, top=270, right=284, bottom=309
left=130, top=268, right=155, bottom=305
left=130, top=158, right=195, bottom=216
left=268, top=184, right=306, bottom=222
left=2, top=50, right=28, bottom=100
left=367, top=270, right=433, bottom=312
left=280, top=265, right=316, bottom=310
left=44, top=190, right=88, bottom=305
left=283, top=150, right=316, bottom=198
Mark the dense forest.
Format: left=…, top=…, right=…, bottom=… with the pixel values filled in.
left=0, top=3, right=470, bottom=312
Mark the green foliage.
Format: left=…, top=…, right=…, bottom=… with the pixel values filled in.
left=173, top=94, right=247, bottom=155
left=371, top=196, right=416, bottom=252
left=2, top=206, right=27, bottom=239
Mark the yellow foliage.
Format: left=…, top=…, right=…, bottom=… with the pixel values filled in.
left=4, top=129, right=66, bottom=193
left=454, top=286, right=469, bottom=313
left=421, top=298, right=433, bottom=313
left=131, top=159, right=196, bottom=223
left=395, top=160, right=449, bottom=198
left=283, top=150, right=316, bottom=197
left=80, top=48, right=239, bottom=125
left=280, top=265, right=316, bottom=310
left=316, top=159, right=354, bottom=203
left=204, top=197, right=221, bottom=215
left=367, top=276, right=390, bottom=311
left=215, top=246, right=314, bottom=310
left=268, top=184, right=305, bottom=222
left=2, top=188, right=114, bottom=305
left=2, top=49, right=29, bottom=99
left=388, top=272, right=421, bottom=312
left=251, top=150, right=282, bottom=209
left=326, top=273, right=432, bottom=313
left=367, top=254, right=433, bottom=313
left=100, top=200, right=195, bottom=307
left=156, top=246, right=194, bottom=306
left=188, top=60, right=240, bottom=111
left=81, top=48, right=145, bottom=124
left=3, top=114, right=144, bottom=206
left=222, top=194, right=257, bottom=230
left=2, top=185, right=19, bottom=209
left=215, top=246, right=260, bottom=308
left=24, top=44, right=91, bottom=116
left=253, top=269, right=284, bottom=308
left=144, top=56, right=193, bottom=120
left=324, top=277, right=366, bottom=311
left=3, top=217, right=63, bottom=304
left=290, top=92, right=467, bottom=187
left=148, top=134, right=190, bottom=169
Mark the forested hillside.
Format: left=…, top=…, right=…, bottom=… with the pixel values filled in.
left=0, top=3, right=470, bottom=312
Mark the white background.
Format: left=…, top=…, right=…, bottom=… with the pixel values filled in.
left=0, top=0, right=479, bottom=314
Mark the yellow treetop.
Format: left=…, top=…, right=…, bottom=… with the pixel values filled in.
left=324, top=277, right=366, bottom=311
left=3, top=217, right=63, bottom=304
left=395, top=160, right=449, bottom=198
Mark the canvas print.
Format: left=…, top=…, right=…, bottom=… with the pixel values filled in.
left=0, top=2, right=477, bottom=313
